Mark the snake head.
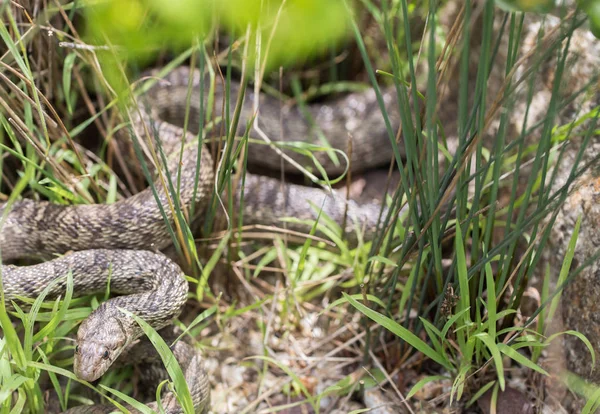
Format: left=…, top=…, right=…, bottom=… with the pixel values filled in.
left=73, top=310, right=129, bottom=382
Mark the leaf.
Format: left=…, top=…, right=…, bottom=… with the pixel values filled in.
left=27, top=361, right=126, bottom=411
left=466, top=380, right=496, bottom=408
left=548, top=215, right=581, bottom=322
left=344, top=293, right=452, bottom=371
left=441, top=308, right=471, bottom=339
left=315, top=375, right=356, bottom=409
left=367, top=255, right=398, bottom=267
left=252, top=248, right=278, bottom=278
left=174, top=304, right=218, bottom=343
left=33, top=272, right=75, bottom=343
left=100, top=384, right=153, bottom=414
left=8, top=388, right=26, bottom=414
left=0, top=374, right=29, bottom=406
left=198, top=232, right=229, bottom=299
left=406, top=375, right=448, bottom=399
left=583, top=386, right=600, bottom=414
left=399, top=264, right=419, bottom=315
left=485, top=262, right=497, bottom=339
left=473, top=333, right=505, bottom=391
left=62, top=53, right=78, bottom=115
left=454, top=225, right=471, bottom=325
left=497, top=344, right=548, bottom=376
left=419, top=317, right=443, bottom=355
left=248, top=356, right=317, bottom=408
left=546, top=330, right=595, bottom=372
left=323, top=294, right=387, bottom=315
left=39, top=348, right=66, bottom=411
left=494, top=0, right=555, bottom=13
left=121, top=310, right=195, bottom=414
left=450, top=363, right=471, bottom=404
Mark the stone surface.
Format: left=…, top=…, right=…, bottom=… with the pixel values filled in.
left=477, top=387, right=534, bottom=414
left=541, top=8, right=600, bottom=389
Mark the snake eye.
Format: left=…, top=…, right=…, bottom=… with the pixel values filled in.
left=75, top=345, right=79, bottom=354
left=102, top=350, right=110, bottom=360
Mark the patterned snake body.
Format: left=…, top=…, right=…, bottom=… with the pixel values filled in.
left=147, top=66, right=402, bottom=175
left=1, top=67, right=393, bottom=412
left=3, top=249, right=210, bottom=412
left=3, top=250, right=187, bottom=379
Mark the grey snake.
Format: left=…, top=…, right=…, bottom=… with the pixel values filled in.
left=0, top=66, right=397, bottom=412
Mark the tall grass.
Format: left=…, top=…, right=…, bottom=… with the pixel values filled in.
left=0, top=0, right=599, bottom=412
left=343, top=0, right=600, bottom=409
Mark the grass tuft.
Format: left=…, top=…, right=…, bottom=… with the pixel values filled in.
left=1, top=0, right=600, bottom=412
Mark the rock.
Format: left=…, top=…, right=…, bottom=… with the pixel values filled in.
left=554, top=174, right=600, bottom=382
left=542, top=3, right=600, bottom=392
left=477, top=387, right=533, bottom=414
left=363, top=386, right=410, bottom=414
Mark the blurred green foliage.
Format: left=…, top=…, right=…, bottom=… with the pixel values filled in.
left=85, top=0, right=351, bottom=71
left=497, top=0, right=600, bottom=38
left=580, top=0, right=600, bottom=37
left=495, top=0, right=555, bottom=13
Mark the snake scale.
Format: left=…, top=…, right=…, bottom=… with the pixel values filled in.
left=1, top=66, right=397, bottom=412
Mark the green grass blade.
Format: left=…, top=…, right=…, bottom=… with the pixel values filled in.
left=344, top=293, right=452, bottom=371
left=455, top=224, right=471, bottom=326
left=466, top=380, right=496, bottom=408
left=546, top=330, right=595, bottom=372
left=582, top=380, right=600, bottom=414
left=121, top=310, right=194, bottom=414
left=406, top=375, right=448, bottom=400
left=484, top=262, right=496, bottom=339
left=248, top=356, right=317, bottom=410
left=497, top=343, right=548, bottom=376
left=27, top=361, right=126, bottom=411
left=100, top=384, right=153, bottom=414
left=441, top=308, right=471, bottom=340
left=325, top=294, right=387, bottom=315
left=548, top=215, right=581, bottom=321
left=473, top=333, right=505, bottom=391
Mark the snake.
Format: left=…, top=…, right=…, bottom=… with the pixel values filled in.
left=0, top=66, right=398, bottom=412
left=3, top=250, right=208, bottom=413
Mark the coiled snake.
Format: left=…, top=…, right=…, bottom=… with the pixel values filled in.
left=0, top=66, right=397, bottom=412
